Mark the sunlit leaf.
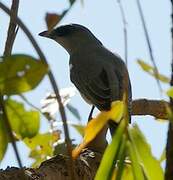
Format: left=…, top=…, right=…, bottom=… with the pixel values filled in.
left=0, top=54, right=48, bottom=95
left=71, top=124, right=85, bottom=137
left=5, top=99, right=40, bottom=139
left=24, top=132, right=59, bottom=166
left=127, top=141, right=145, bottom=180
left=115, top=136, right=126, bottom=180
left=159, top=149, right=166, bottom=163
left=28, top=131, right=60, bottom=167
left=113, top=163, right=134, bottom=180
left=0, top=116, right=8, bottom=161
left=95, top=120, right=126, bottom=180
left=72, top=101, right=124, bottom=159
left=24, top=132, right=59, bottom=149
left=128, top=125, right=164, bottom=180
left=167, top=87, right=173, bottom=98
left=137, top=59, right=170, bottom=83
left=45, top=13, right=61, bottom=31
left=30, top=154, right=45, bottom=168
left=137, top=59, right=153, bottom=71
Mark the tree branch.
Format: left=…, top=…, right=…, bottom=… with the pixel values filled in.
left=3, top=0, right=19, bottom=56
left=0, top=152, right=102, bottom=180
left=132, top=99, right=168, bottom=120
left=0, top=2, right=75, bottom=179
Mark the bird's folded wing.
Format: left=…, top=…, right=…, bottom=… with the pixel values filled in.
left=71, top=68, right=120, bottom=110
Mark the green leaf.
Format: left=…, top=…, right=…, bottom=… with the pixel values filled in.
left=95, top=120, right=126, bottom=180
left=167, top=87, right=173, bottom=98
left=71, top=124, right=85, bottom=137
left=137, top=59, right=153, bottom=72
left=66, top=104, right=81, bottom=120
left=114, top=135, right=126, bottom=180
left=26, top=132, right=59, bottom=167
left=24, top=132, right=57, bottom=160
left=0, top=54, right=48, bottom=95
left=128, top=125, right=164, bottom=180
left=29, top=148, right=47, bottom=167
left=24, top=132, right=58, bottom=149
left=0, top=116, right=8, bottom=161
left=120, top=163, right=134, bottom=180
left=159, top=149, right=166, bottom=163
left=137, top=59, right=170, bottom=83
left=127, top=140, right=145, bottom=180
left=5, top=99, right=40, bottom=139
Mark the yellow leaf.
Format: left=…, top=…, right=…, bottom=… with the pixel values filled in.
left=108, top=101, right=124, bottom=121
left=167, top=87, right=173, bottom=98
left=112, top=164, right=134, bottom=180
left=137, top=59, right=170, bottom=83
left=137, top=59, right=153, bottom=72
left=155, top=73, right=170, bottom=83
left=72, top=101, right=124, bottom=159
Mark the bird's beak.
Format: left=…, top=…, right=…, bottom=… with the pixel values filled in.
left=38, top=31, right=51, bottom=38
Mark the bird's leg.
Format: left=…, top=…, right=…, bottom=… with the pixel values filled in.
left=88, top=105, right=95, bottom=121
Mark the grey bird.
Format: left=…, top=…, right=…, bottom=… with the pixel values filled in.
left=39, top=24, right=132, bottom=137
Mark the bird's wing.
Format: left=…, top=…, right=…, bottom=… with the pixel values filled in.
left=71, top=66, right=120, bottom=110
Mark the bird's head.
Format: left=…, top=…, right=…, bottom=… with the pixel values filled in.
left=39, top=24, right=102, bottom=54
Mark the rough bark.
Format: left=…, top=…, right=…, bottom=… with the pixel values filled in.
left=0, top=151, right=102, bottom=180
left=132, top=99, right=168, bottom=120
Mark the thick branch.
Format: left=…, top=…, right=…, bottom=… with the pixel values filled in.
left=132, top=99, right=168, bottom=120
left=0, top=152, right=102, bottom=180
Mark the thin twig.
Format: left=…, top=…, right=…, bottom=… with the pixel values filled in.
left=19, top=94, right=42, bottom=112
left=165, top=1, right=173, bottom=179
left=117, top=0, right=128, bottom=65
left=136, top=0, right=162, bottom=94
left=19, top=94, right=56, bottom=122
left=1, top=0, right=23, bottom=168
left=0, top=2, right=75, bottom=179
